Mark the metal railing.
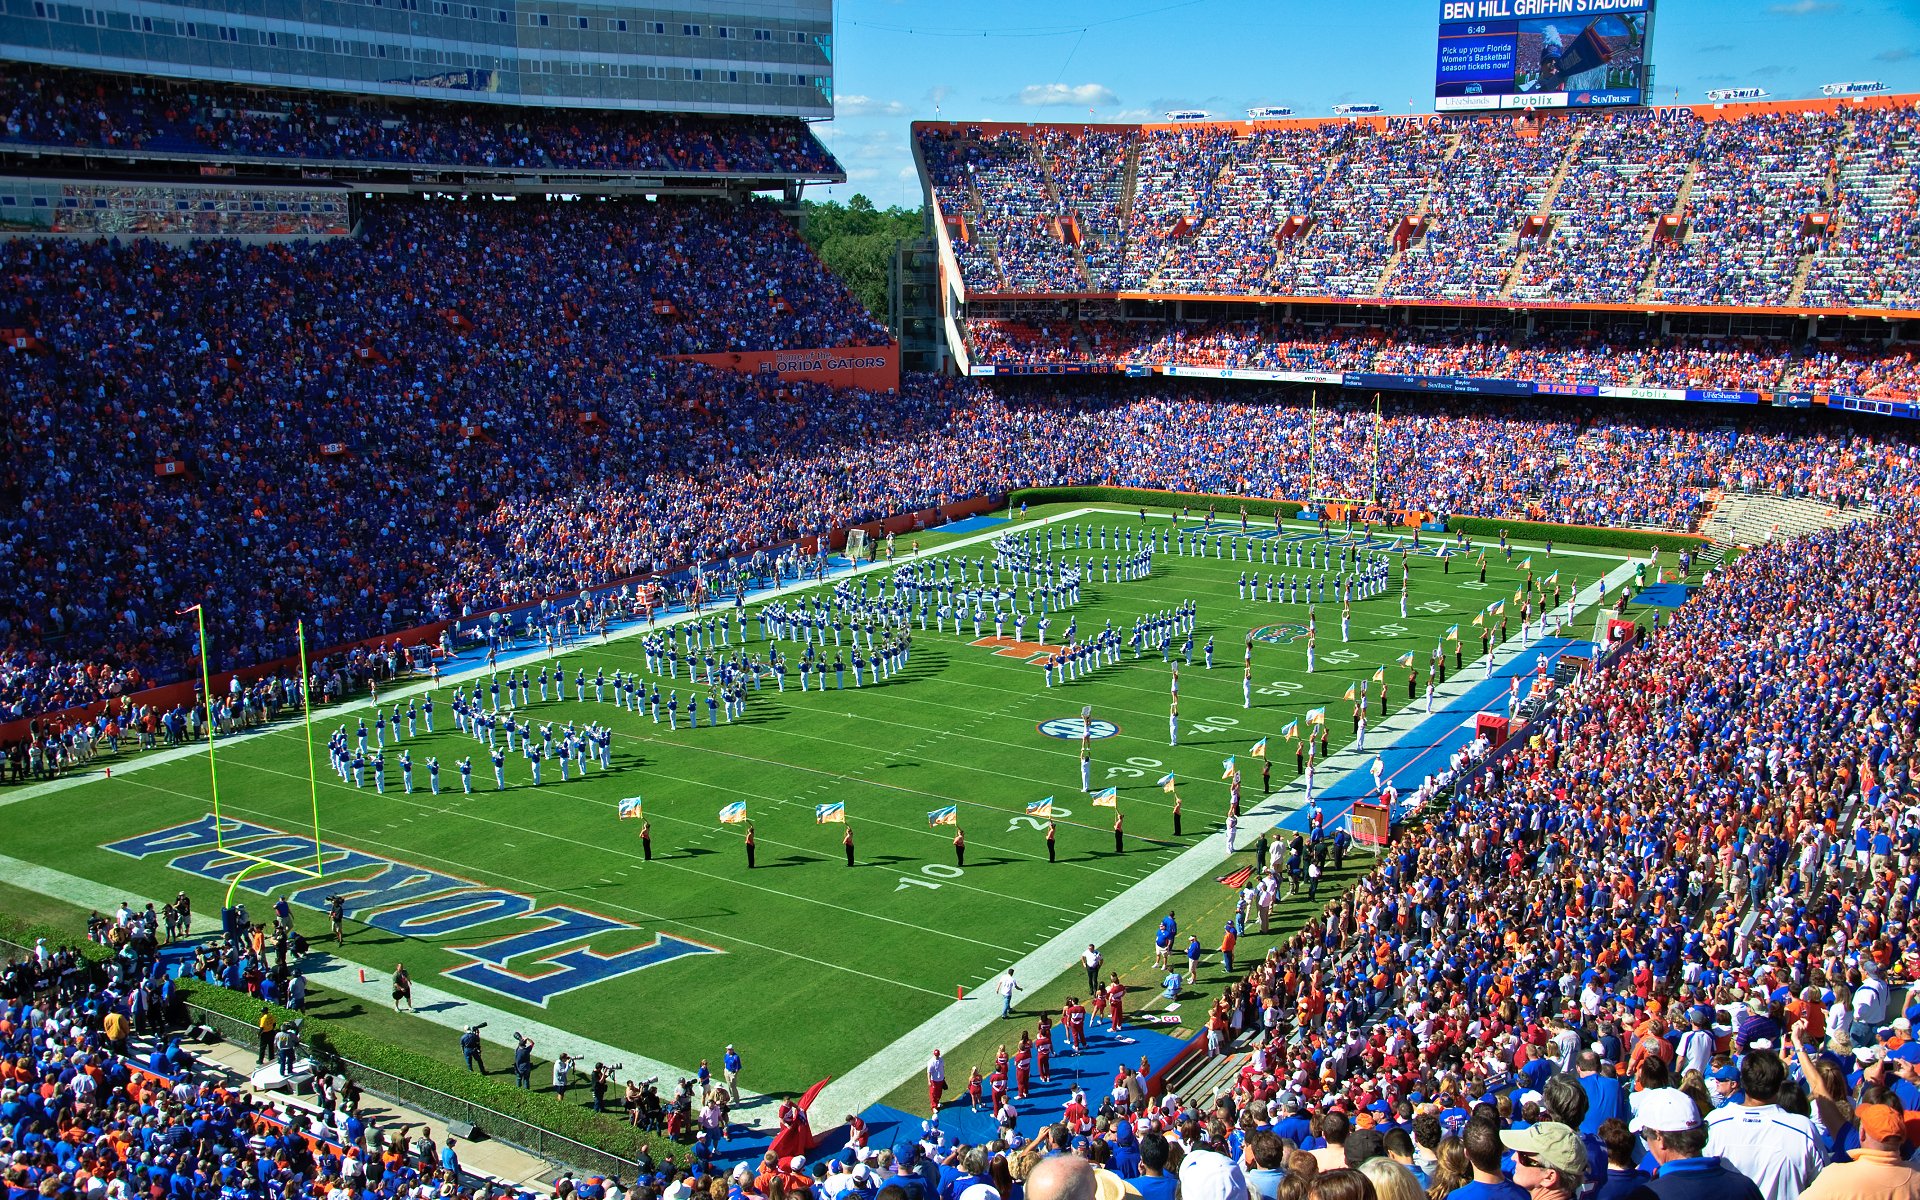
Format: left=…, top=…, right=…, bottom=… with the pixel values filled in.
left=171, top=996, right=636, bottom=1178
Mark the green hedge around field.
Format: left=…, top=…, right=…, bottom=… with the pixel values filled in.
left=0, top=913, right=117, bottom=964
left=1006, top=487, right=1708, bottom=553
left=1007, top=487, right=1307, bottom=520
left=1440, top=515, right=1707, bottom=554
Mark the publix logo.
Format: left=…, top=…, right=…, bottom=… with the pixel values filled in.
left=1038, top=718, right=1119, bottom=740
left=1250, top=622, right=1311, bottom=645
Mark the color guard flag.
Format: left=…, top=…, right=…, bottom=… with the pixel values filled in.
left=1027, top=798, right=1054, bottom=817
left=717, top=802, right=748, bottom=824
left=1519, top=557, right=1532, bottom=572
left=1305, top=706, right=1327, bottom=725
left=1217, top=865, right=1255, bottom=889
left=1398, top=651, right=1416, bottom=667
left=1158, top=773, right=1178, bottom=793
left=618, top=797, right=643, bottom=820
left=1281, top=720, right=1300, bottom=740
left=1473, top=612, right=1485, bottom=627
left=814, top=802, right=845, bottom=823
left=1372, top=667, right=1386, bottom=684
left=1545, top=570, right=1560, bottom=586
left=1343, top=683, right=1356, bottom=701
left=1515, top=587, right=1524, bottom=603
left=1249, top=738, right=1268, bottom=758
left=1220, top=755, right=1236, bottom=779
left=928, top=805, right=959, bottom=827
left=1091, top=787, right=1118, bottom=807
left=1446, top=624, right=1460, bottom=641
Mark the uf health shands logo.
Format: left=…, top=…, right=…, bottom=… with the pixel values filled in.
left=106, top=816, right=719, bottom=1006
left=1250, top=622, right=1311, bottom=645
left=1039, top=718, right=1119, bottom=740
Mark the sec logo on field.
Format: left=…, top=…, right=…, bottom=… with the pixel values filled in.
left=1250, top=622, right=1310, bottom=645
left=1038, top=718, right=1119, bottom=740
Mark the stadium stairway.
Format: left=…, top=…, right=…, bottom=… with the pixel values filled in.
left=1697, top=489, right=1881, bottom=549
left=1631, top=162, right=1700, bottom=301
left=1498, top=128, right=1587, bottom=300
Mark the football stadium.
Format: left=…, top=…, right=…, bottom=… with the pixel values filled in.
left=3, top=1, right=1919, bottom=1199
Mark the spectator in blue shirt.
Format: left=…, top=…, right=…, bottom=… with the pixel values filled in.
left=1449, top=1121, right=1531, bottom=1200
left=1630, top=1089, right=1761, bottom=1200
left=1134, top=1133, right=1178, bottom=1200
left=1590, top=1121, right=1655, bottom=1200
left=1577, top=1054, right=1631, bottom=1135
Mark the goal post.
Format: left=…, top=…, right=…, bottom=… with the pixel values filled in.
left=179, top=606, right=327, bottom=908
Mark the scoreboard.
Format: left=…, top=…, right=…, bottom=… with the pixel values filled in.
left=1435, top=0, right=1653, bottom=112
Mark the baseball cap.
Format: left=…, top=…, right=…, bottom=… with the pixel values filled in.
left=1711, top=1065, right=1740, bottom=1083
left=1343, top=1129, right=1385, bottom=1167
left=1499, top=1124, right=1588, bottom=1177
left=1855, top=1105, right=1904, bottom=1150
left=1627, top=1089, right=1701, bottom=1135
left=1176, top=1152, right=1248, bottom=1200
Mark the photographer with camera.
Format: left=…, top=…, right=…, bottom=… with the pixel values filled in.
left=592, top=1061, right=623, bottom=1113
left=513, top=1032, right=535, bottom=1088
left=459, top=1022, right=487, bottom=1073
left=554, top=1051, right=582, bottom=1098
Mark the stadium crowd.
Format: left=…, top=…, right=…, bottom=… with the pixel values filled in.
left=919, top=104, right=1920, bottom=309
left=963, top=318, right=1920, bottom=399
left=10, top=263, right=1920, bottom=730
left=0, top=194, right=888, bottom=724
left=0, top=63, right=840, bottom=175
left=0, top=910, right=617, bottom=1200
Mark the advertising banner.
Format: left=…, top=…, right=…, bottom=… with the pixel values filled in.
left=671, top=345, right=900, bottom=392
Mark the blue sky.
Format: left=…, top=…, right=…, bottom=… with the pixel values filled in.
left=809, top=0, right=1920, bottom=206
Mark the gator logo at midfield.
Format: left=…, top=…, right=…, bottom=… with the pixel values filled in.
left=970, top=636, right=1054, bottom=661
left=1039, top=718, right=1119, bottom=740
left=1250, top=622, right=1311, bottom=645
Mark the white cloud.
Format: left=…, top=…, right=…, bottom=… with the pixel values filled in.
left=1015, top=83, right=1119, bottom=107
left=836, top=94, right=909, bottom=117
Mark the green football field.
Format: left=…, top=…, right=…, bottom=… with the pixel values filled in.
left=3, top=503, right=1638, bottom=1097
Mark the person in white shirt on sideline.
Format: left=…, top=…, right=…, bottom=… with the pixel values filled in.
left=1702, top=1049, right=1824, bottom=1200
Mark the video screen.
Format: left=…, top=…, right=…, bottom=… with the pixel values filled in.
left=1435, top=0, right=1651, bottom=111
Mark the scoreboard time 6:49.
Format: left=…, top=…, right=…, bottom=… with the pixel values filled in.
left=1436, top=0, right=1653, bottom=112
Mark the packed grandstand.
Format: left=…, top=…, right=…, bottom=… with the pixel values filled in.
left=918, top=103, right=1920, bottom=310
left=5, top=45, right=1920, bottom=1200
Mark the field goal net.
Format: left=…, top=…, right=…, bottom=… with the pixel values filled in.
left=1344, top=799, right=1392, bottom=851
